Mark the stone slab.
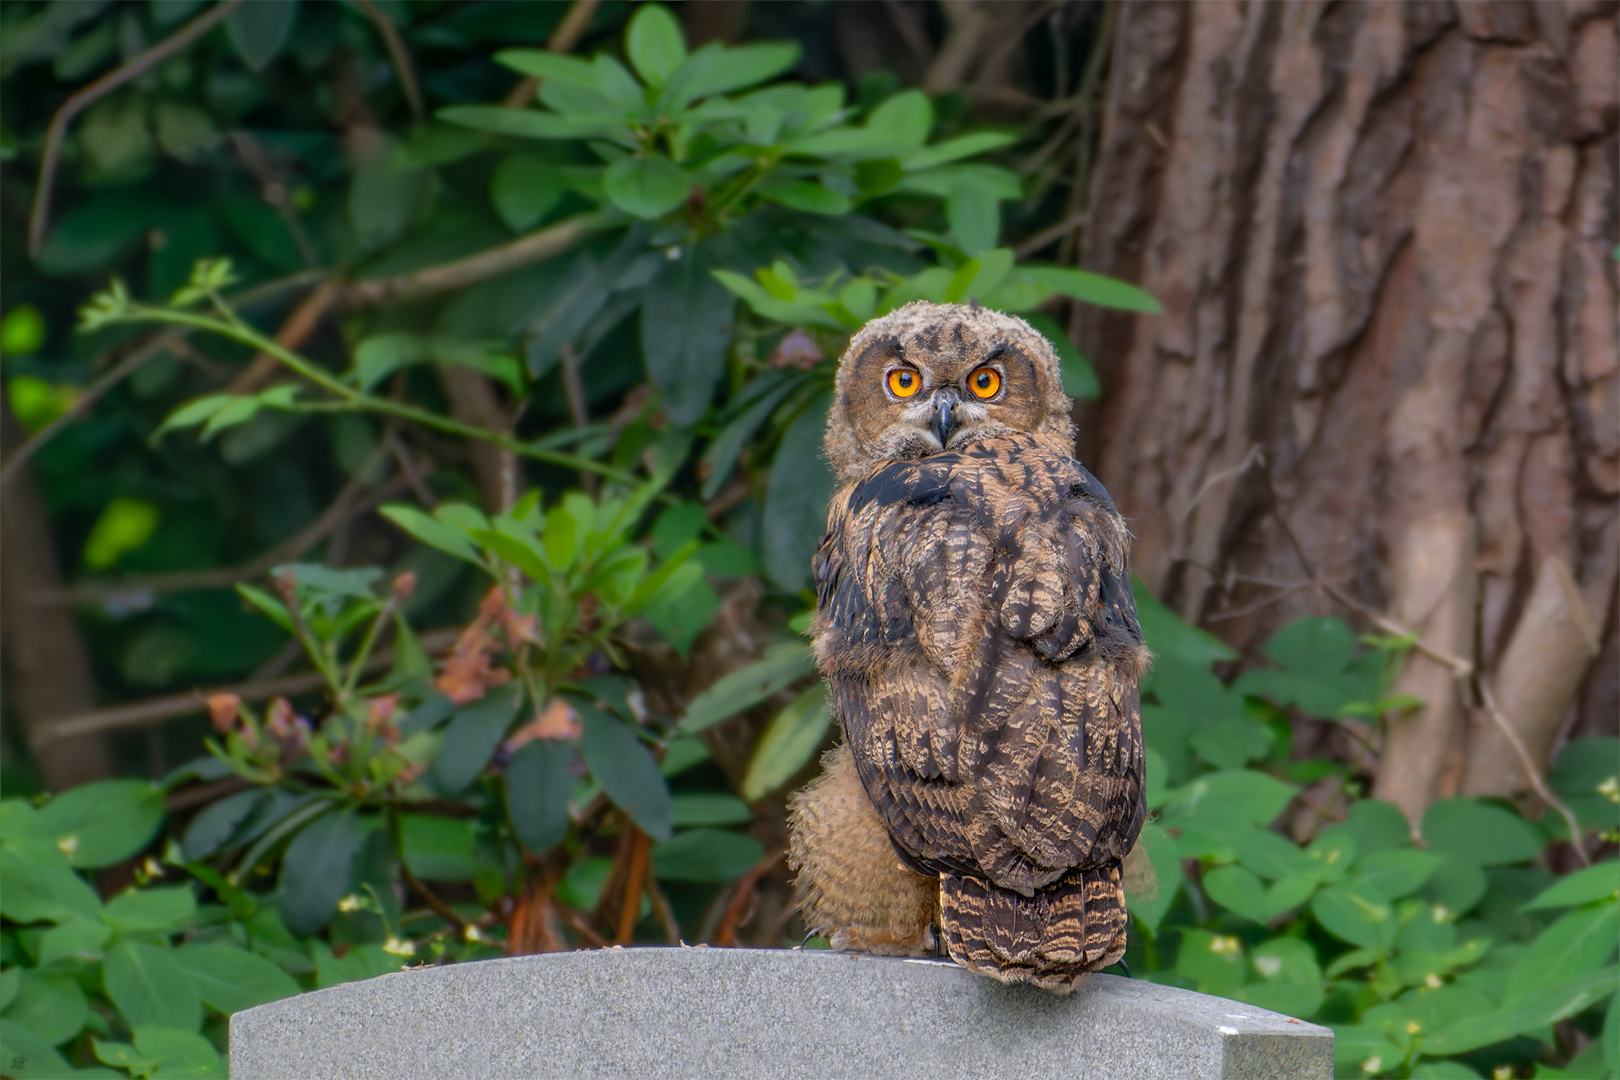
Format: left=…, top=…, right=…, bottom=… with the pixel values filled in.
left=230, top=947, right=1332, bottom=1079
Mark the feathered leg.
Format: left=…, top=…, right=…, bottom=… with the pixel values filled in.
left=787, top=743, right=939, bottom=955
left=938, top=863, right=1127, bottom=994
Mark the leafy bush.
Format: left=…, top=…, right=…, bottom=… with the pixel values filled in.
left=1124, top=587, right=1620, bottom=1079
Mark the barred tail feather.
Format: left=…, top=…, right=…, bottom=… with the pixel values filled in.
left=939, top=864, right=1127, bottom=994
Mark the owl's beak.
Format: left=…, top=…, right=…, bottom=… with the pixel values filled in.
left=930, top=389, right=960, bottom=449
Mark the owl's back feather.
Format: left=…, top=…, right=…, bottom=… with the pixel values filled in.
left=809, top=431, right=1148, bottom=992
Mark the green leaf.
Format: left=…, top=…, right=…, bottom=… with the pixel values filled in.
left=1346, top=798, right=1412, bottom=854
left=679, top=641, right=816, bottom=734
left=278, top=809, right=363, bottom=937
left=30, top=779, right=163, bottom=869
left=491, top=155, right=564, bottom=233
left=1126, top=822, right=1182, bottom=935
left=865, top=90, right=933, bottom=148
left=1020, top=312, right=1099, bottom=401
left=225, top=0, right=296, bottom=71
left=1202, top=865, right=1315, bottom=925
left=757, top=181, right=852, bottom=215
left=1524, top=860, right=1620, bottom=910
left=1506, top=900, right=1619, bottom=1001
left=1019, top=266, right=1163, bottom=313
left=1, top=1019, right=76, bottom=1079
left=235, top=583, right=295, bottom=633
left=181, top=790, right=267, bottom=862
left=350, top=147, right=430, bottom=252
left=578, top=701, right=672, bottom=841
left=625, top=3, right=686, bottom=87
left=1350, top=849, right=1445, bottom=901
left=101, top=886, right=196, bottom=934
left=741, top=683, right=830, bottom=801
left=661, top=736, right=712, bottom=777
left=604, top=156, right=691, bottom=219
left=670, top=793, right=753, bottom=827
left=1264, top=616, right=1356, bottom=676
left=1133, top=580, right=1238, bottom=665
left=103, top=941, right=203, bottom=1033
left=400, top=814, right=478, bottom=882
left=651, top=828, right=765, bottom=882
left=171, top=943, right=300, bottom=1015
left=506, top=739, right=574, bottom=855
left=433, top=684, right=522, bottom=795
left=34, top=917, right=112, bottom=968
left=379, top=503, right=482, bottom=566
left=945, top=177, right=1002, bottom=256
left=493, top=50, right=599, bottom=87
left=350, top=332, right=430, bottom=391
left=1311, top=885, right=1393, bottom=949
left=1422, top=798, right=1545, bottom=866
left=4, top=971, right=88, bottom=1045
left=437, top=105, right=627, bottom=142
left=762, top=391, right=836, bottom=592
left=1159, top=769, right=1298, bottom=832
left=666, top=41, right=799, bottom=102
left=0, top=842, right=101, bottom=924
left=1418, top=855, right=1488, bottom=915
left=198, top=395, right=261, bottom=441
left=313, top=941, right=400, bottom=990
left=1421, top=966, right=1619, bottom=1056
left=900, top=131, right=1019, bottom=172
left=1173, top=928, right=1247, bottom=996
left=153, top=394, right=234, bottom=440
left=1235, top=936, right=1325, bottom=1019
left=640, top=240, right=736, bottom=426
left=130, top=1026, right=222, bottom=1076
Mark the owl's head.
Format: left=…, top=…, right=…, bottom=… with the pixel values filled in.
left=824, top=301, right=1076, bottom=482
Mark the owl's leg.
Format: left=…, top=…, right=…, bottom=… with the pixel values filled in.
left=787, top=742, right=939, bottom=956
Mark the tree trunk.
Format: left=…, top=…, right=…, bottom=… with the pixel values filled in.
left=1075, top=0, right=1618, bottom=827
left=1, top=390, right=113, bottom=790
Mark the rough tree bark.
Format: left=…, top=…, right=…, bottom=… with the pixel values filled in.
left=1075, top=0, right=1618, bottom=827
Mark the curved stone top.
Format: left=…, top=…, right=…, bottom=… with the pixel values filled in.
left=230, top=946, right=1332, bottom=1080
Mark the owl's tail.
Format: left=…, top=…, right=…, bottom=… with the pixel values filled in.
left=938, top=864, right=1127, bottom=994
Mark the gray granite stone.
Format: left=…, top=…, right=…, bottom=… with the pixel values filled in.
left=230, top=947, right=1332, bottom=1079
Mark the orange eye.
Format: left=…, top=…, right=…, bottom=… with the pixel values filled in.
left=969, top=367, right=1001, bottom=399
left=888, top=369, right=921, bottom=398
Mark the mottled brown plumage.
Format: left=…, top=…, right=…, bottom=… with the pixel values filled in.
left=787, top=301, right=1150, bottom=993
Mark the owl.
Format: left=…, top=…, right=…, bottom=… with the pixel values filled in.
left=787, top=301, right=1150, bottom=994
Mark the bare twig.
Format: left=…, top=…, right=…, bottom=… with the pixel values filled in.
left=647, top=876, right=682, bottom=945
left=29, top=0, right=247, bottom=256
left=387, top=430, right=437, bottom=508
left=558, top=904, right=609, bottom=948
left=400, top=858, right=469, bottom=934
left=342, top=214, right=601, bottom=307
left=615, top=828, right=653, bottom=944
left=715, top=853, right=783, bottom=946
left=228, top=277, right=345, bottom=394
left=503, top=0, right=603, bottom=106
left=1014, top=209, right=1091, bottom=258
left=227, top=131, right=319, bottom=268
left=34, top=628, right=460, bottom=745
left=1177, top=443, right=1262, bottom=523
left=355, top=0, right=425, bottom=123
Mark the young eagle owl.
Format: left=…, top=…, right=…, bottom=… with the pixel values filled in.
left=787, top=301, right=1150, bottom=994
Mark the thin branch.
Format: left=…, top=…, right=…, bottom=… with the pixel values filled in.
left=29, top=0, right=247, bottom=256
left=558, top=903, right=609, bottom=948
left=34, top=628, right=460, bottom=745
left=341, top=213, right=602, bottom=307
left=400, top=858, right=469, bottom=934
left=355, top=0, right=425, bottom=123
left=646, top=876, right=682, bottom=945
left=387, top=429, right=437, bottom=508
left=0, top=270, right=325, bottom=490
left=715, top=853, right=783, bottom=946
left=503, top=0, right=603, bottom=106
left=615, top=828, right=652, bottom=944
left=32, top=451, right=406, bottom=606
left=228, top=277, right=345, bottom=394
left=1177, top=443, right=1262, bottom=524
left=1014, top=209, right=1091, bottom=258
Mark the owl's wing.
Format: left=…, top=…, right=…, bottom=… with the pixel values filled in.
left=814, top=437, right=1148, bottom=896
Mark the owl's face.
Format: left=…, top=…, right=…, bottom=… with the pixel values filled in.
left=824, top=302, right=1076, bottom=482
